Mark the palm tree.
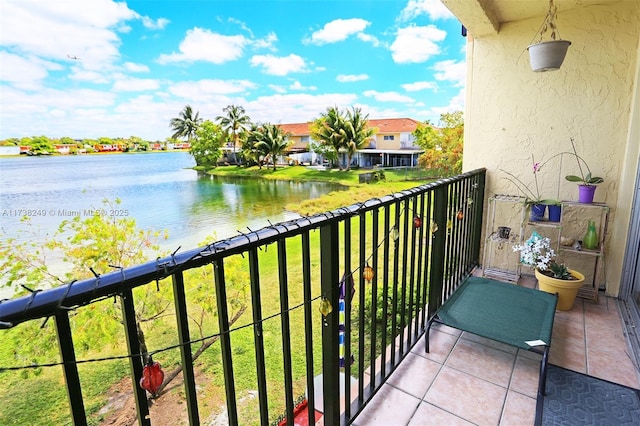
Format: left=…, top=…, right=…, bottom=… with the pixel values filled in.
left=310, top=106, right=347, bottom=170
left=216, top=105, right=251, bottom=163
left=170, top=105, right=202, bottom=143
left=343, top=107, right=376, bottom=171
left=253, top=123, right=291, bottom=171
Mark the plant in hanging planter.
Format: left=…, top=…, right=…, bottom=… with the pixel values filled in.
left=527, top=0, right=571, bottom=72
left=513, top=231, right=585, bottom=310
left=564, top=138, right=604, bottom=203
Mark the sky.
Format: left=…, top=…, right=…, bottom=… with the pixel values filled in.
left=0, top=0, right=466, bottom=141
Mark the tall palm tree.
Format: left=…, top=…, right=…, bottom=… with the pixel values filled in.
left=310, top=106, right=347, bottom=170
left=216, top=105, right=251, bottom=163
left=253, top=123, right=291, bottom=171
left=170, top=105, right=202, bottom=143
left=343, top=107, right=376, bottom=171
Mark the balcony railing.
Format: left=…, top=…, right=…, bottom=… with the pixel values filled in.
left=0, top=168, right=486, bottom=425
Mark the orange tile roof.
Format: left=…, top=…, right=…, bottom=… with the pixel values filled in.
left=278, top=117, right=422, bottom=136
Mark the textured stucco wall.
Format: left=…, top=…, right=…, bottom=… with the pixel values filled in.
left=462, top=3, right=640, bottom=295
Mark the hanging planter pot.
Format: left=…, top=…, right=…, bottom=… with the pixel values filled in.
left=526, top=0, right=571, bottom=72
left=527, top=40, right=571, bottom=72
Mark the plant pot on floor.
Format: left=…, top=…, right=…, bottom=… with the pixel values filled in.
left=527, top=40, right=571, bottom=72
left=535, top=268, right=585, bottom=310
left=578, top=185, right=597, bottom=203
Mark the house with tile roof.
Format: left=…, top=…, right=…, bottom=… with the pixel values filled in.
left=278, top=117, right=424, bottom=168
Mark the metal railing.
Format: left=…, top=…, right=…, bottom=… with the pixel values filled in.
left=0, top=168, right=486, bottom=425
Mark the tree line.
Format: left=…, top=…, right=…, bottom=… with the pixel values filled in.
left=172, top=104, right=463, bottom=174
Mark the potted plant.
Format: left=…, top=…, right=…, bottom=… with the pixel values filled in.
left=501, top=155, right=552, bottom=221
left=527, top=0, right=571, bottom=72
left=513, top=231, right=585, bottom=310
left=564, top=138, right=604, bottom=203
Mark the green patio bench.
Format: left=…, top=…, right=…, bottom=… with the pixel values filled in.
left=425, top=276, right=558, bottom=398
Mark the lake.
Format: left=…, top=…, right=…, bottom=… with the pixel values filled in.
left=0, top=152, right=344, bottom=294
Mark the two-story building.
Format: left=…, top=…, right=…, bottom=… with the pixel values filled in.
left=279, top=117, right=424, bottom=168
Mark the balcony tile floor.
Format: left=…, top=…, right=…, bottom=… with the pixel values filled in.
left=353, top=275, right=640, bottom=426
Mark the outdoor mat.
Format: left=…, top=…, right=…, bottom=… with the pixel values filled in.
left=536, top=364, right=640, bottom=425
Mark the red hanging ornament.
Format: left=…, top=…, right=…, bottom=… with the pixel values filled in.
left=413, top=216, right=422, bottom=228
left=457, top=210, right=464, bottom=220
left=140, top=356, right=164, bottom=396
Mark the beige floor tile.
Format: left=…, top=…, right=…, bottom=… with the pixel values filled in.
left=445, top=338, right=516, bottom=387
left=509, top=355, right=540, bottom=399
left=424, top=366, right=507, bottom=425
left=460, top=331, right=518, bottom=354
left=387, top=352, right=442, bottom=398
left=584, top=297, right=622, bottom=330
left=500, top=391, right=536, bottom=426
left=421, top=328, right=459, bottom=364
left=552, top=314, right=585, bottom=345
left=549, top=336, right=586, bottom=373
left=587, top=346, right=640, bottom=389
left=407, top=402, right=474, bottom=426
left=585, top=321, right=629, bottom=355
left=352, top=384, right=420, bottom=426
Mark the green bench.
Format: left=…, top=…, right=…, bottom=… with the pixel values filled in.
left=425, top=276, right=558, bottom=398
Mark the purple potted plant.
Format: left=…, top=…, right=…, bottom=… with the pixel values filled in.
left=564, top=138, right=604, bottom=203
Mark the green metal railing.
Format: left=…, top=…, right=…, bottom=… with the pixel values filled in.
left=0, top=168, right=485, bottom=425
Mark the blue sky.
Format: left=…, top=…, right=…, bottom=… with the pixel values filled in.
left=0, top=0, right=466, bottom=141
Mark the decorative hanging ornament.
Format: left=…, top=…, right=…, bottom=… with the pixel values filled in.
left=430, top=221, right=438, bottom=237
left=413, top=216, right=422, bottom=228
left=457, top=210, right=464, bottom=220
left=362, top=264, right=375, bottom=282
left=319, top=297, right=333, bottom=317
left=140, top=356, right=164, bottom=396
left=392, top=226, right=400, bottom=241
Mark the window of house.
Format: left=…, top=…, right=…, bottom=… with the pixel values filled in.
left=300, top=136, right=309, bottom=142
left=383, top=135, right=395, bottom=140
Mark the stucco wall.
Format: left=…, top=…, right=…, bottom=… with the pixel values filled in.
left=462, top=3, right=640, bottom=296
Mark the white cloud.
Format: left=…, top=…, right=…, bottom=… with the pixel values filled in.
left=307, top=18, right=370, bottom=45
left=289, top=81, right=317, bottom=91
left=140, top=16, right=170, bottom=30
left=402, top=81, right=437, bottom=92
left=0, top=52, right=53, bottom=90
left=337, top=74, right=369, bottom=83
left=433, top=59, right=466, bottom=87
left=398, top=0, right=454, bottom=22
left=357, top=33, right=381, bottom=47
left=246, top=93, right=359, bottom=123
left=0, top=0, right=136, bottom=65
left=253, top=32, right=278, bottom=50
left=363, top=90, right=415, bottom=103
left=123, top=62, right=150, bottom=73
left=169, top=79, right=257, bottom=100
left=430, top=88, right=465, bottom=116
left=390, top=25, right=447, bottom=64
left=250, top=54, right=307, bottom=76
left=112, top=76, right=160, bottom=92
left=157, top=28, right=248, bottom=64
left=268, top=84, right=287, bottom=94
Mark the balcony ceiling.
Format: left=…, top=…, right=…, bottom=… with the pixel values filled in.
left=441, top=0, right=621, bottom=37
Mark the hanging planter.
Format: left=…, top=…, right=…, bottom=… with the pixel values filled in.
left=527, top=0, right=571, bottom=72
left=528, top=40, right=571, bottom=72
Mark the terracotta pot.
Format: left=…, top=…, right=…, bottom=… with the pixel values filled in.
left=535, top=268, right=585, bottom=311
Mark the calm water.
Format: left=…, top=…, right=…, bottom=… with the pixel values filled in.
left=0, top=152, right=344, bottom=290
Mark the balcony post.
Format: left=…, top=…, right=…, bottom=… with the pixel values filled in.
left=428, top=184, right=448, bottom=317
left=320, top=221, right=340, bottom=425
left=120, top=289, right=151, bottom=426
left=55, top=310, right=87, bottom=424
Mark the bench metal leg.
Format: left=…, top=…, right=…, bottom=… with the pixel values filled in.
left=424, top=317, right=443, bottom=353
left=538, top=346, right=550, bottom=398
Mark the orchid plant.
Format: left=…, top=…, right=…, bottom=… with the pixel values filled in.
left=500, top=154, right=545, bottom=204
left=513, top=231, right=573, bottom=279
